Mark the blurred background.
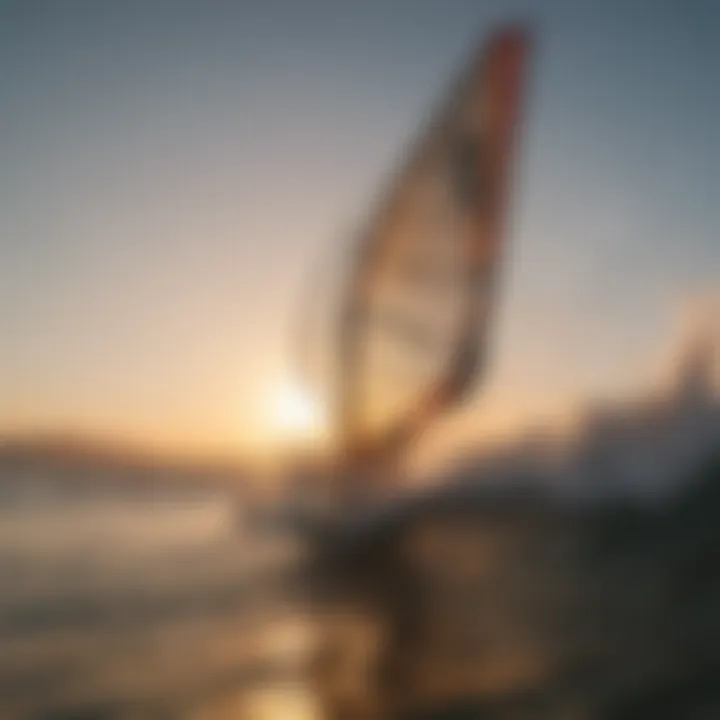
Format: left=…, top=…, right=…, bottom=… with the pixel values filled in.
left=0, top=1, right=718, bottom=717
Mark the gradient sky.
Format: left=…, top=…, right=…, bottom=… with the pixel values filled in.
left=1, top=0, right=718, bottom=460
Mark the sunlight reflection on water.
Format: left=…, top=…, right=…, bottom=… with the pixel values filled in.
left=234, top=685, right=322, bottom=720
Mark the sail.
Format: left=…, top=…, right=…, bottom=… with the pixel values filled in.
left=332, top=26, right=533, bottom=469
left=295, top=26, right=533, bottom=483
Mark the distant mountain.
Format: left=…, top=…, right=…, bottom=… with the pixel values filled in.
left=0, top=433, right=251, bottom=496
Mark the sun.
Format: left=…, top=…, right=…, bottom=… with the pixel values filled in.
left=270, top=378, right=325, bottom=440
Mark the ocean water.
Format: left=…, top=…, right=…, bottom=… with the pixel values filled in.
left=0, top=485, right=314, bottom=718
left=1, top=454, right=719, bottom=719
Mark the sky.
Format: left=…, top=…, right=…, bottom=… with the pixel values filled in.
left=0, top=0, right=718, bottom=461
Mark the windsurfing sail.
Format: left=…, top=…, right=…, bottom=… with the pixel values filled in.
left=299, top=26, right=533, bottom=492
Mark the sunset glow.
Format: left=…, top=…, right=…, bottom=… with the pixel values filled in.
left=269, top=379, right=326, bottom=442
left=0, top=2, right=716, bottom=466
